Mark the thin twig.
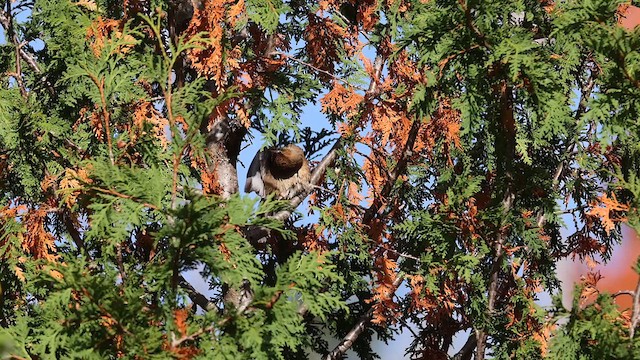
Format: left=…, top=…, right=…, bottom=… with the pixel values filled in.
left=88, top=185, right=160, bottom=211
left=613, top=290, right=635, bottom=298
left=276, top=51, right=366, bottom=91
left=375, top=244, right=421, bottom=262
left=171, top=323, right=215, bottom=348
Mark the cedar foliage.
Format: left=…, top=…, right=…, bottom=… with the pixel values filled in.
left=2, top=0, right=640, bottom=359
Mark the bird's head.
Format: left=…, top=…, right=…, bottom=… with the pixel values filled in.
left=269, top=144, right=305, bottom=169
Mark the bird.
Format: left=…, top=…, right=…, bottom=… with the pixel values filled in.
left=245, top=144, right=311, bottom=199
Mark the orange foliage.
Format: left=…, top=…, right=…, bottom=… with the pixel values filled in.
left=188, top=152, right=223, bottom=195
left=168, top=309, right=200, bottom=359
left=321, top=81, right=364, bottom=118
left=586, top=192, right=629, bottom=235
left=59, top=167, right=93, bottom=208
left=358, top=0, right=380, bottom=31
left=366, top=218, right=386, bottom=244
left=370, top=256, right=399, bottom=324
left=209, top=99, right=252, bottom=130
left=298, top=225, right=330, bottom=253
left=22, top=207, right=58, bottom=262
left=415, top=99, right=462, bottom=162
left=174, top=308, right=189, bottom=337
left=407, top=274, right=436, bottom=311
left=361, top=149, right=388, bottom=200
left=78, top=106, right=105, bottom=140
left=451, top=197, right=481, bottom=242
left=579, top=271, right=603, bottom=308
left=305, top=14, right=346, bottom=82
left=347, top=181, right=363, bottom=205
left=132, top=101, right=170, bottom=148
left=185, top=0, right=244, bottom=89
left=86, top=17, right=134, bottom=57
left=369, top=101, right=412, bottom=147
left=541, top=0, right=555, bottom=14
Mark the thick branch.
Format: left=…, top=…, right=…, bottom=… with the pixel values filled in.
left=324, top=274, right=405, bottom=360
left=453, top=335, right=478, bottom=360
left=62, top=210, right=87, bottom=257
left=476, top=81, right=515, bottom=360
left=630, top=277, right=640, bottom=338
left=178, top=275, right=216, bottom=312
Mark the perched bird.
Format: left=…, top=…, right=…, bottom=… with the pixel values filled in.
left=245, top=144, right=311, bottom=199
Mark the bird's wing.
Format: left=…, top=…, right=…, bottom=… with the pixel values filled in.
left=245, top=150, right=265, bottom=197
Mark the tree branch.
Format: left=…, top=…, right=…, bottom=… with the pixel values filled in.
left=277, top=51, right=365, bottom=91
left=324, top=274, right=405, bottom=360
left=178, top=275, right=217, bottom=312
left=476, top=80, right=515, bottom=360
left=613, top=290, right=635, bottom=298
left=0, top=9, right=41, bottom=74
left=453, top=335, right=478, bottom=360
left=88, top=185, right=160, bottom=211
left=2, top=2, right=27, bottom=98
left=61, top=209, right=87, bottom=257
left=630, top=277, right=640, bottom=338
left=0, top=7, right=54, bottom=95
left=458, top=0, right=491, bottom=49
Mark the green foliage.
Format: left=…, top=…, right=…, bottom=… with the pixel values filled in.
left=3, top=0, right=640, bottom=358
left=550, top=286, right=640, bottom=360
left=0, top=0, right=345, bottom=358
